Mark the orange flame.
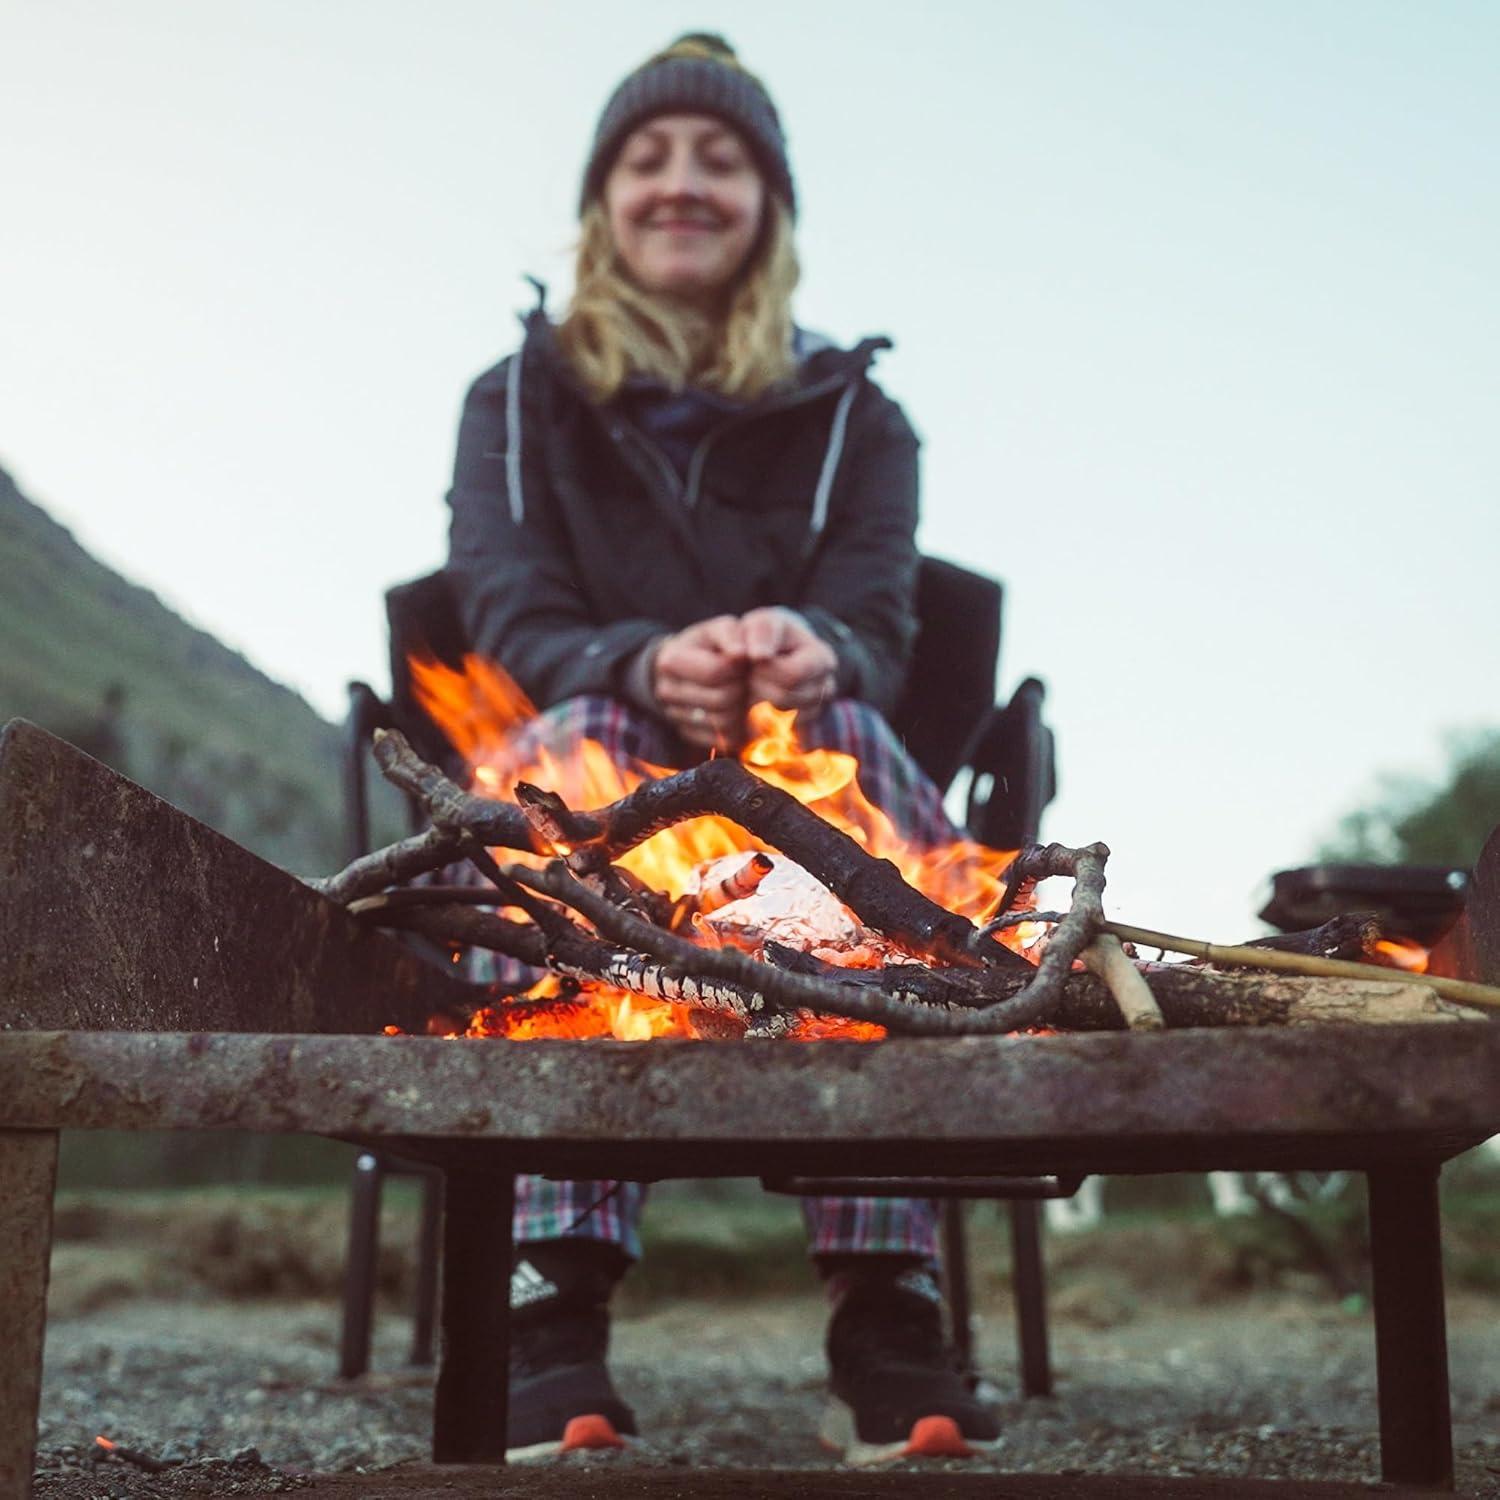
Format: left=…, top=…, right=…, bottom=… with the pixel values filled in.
left=1370, top=936, right=1430, bottom=973
left=405, top=653, right=1024, bottom=1041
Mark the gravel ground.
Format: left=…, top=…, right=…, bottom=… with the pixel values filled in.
left=33, top=1289, right=1500, bottom=1497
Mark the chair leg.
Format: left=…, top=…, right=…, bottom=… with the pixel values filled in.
left=939, top=1200, right=975, bottom=1376
left=432, top=1168, right=514, bottom=1463
left=339, top=1152, right=384, bottom=1380
left=1009, top=1200, right=1053, bottom=1397
left=1368, top=1163, right=1453, bottom=1489
left=0, top=1128, right=59, bottom=1500
left=409, top=1168, right=444, bottom=1367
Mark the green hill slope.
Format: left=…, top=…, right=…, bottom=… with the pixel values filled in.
left=0, top=463, right=347, bottom=874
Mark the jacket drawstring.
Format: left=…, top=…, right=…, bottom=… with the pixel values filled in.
left=504, top=280, right=550, bottom=526
left=806, top=379, right=859, bottom=554
left=504, top=339, right=526, bottom=525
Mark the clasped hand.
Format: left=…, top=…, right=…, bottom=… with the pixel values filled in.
left=653, top=607, right=838, bottom=749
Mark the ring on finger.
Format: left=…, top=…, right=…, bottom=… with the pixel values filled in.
left=690, top=705, right=708, bottom=725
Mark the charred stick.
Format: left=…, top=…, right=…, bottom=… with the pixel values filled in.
left=375, top=903, right=548, bottom=967
left=311, top=824, right=464, bottom=905
left=507, top=755, right=1025, bottom=972
left=368, top=902, right=1485, bottom=1033
left=763, top=941, right=1000, bottom=1010
left=982, top=909, right=1066, bottom=932
left=512, top=781, right=575, bottom=854
left=369, top=729, right=1030, bottom=974
left=351, top=737, right=1112, bottom=1032
left=1240, top=912, right=1383, bottom=962
left=376, top=904, right=768, bottom=1024
left=987, top=862, right=1034, bottom=925
left=462, top=842, right=575, bottom=942
left=935, top=841, right=1111, bottom=1032
left=513, top=782, right=675, bottom=918
left=498, top=860, right=977, bottom=1027
left=575, top=861, right=675, bottom=928
left=372, top=893, right=1036, bottom=1036
left=372, top=728, right=536, bottom=848
left=347, top=885, right=517, bottom=915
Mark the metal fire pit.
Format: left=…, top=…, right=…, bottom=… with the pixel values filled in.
left=2, top=719, right=1499, bottom=1495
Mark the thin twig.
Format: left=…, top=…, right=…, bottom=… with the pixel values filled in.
left=979, top=909, right=1066, bottom=935
left=310, top=825, right=463, bottom=905
left=1082, top=933, right=1164, bottom=1031
left=347, top=885, right=516, bottom=916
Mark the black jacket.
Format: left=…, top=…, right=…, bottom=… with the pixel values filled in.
left=444, top=307, right=921, bottom=715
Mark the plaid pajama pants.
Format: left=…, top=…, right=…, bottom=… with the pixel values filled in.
left=471, top=695, right=956, bottom=1263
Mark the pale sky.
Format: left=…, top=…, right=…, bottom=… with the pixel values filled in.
left=3, top=0, right=1497, bottom=939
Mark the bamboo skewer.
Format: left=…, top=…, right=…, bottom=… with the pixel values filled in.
left=1103, top=921, right=1500, bottom=1013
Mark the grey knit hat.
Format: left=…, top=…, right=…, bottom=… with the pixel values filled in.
left=579, top=33, right=795, bottom=216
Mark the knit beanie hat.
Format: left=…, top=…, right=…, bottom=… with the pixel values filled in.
left=579, top=33, right=795, bottom=216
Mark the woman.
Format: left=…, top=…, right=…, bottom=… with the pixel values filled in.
left=445, top=34, right=1000, bottom=1465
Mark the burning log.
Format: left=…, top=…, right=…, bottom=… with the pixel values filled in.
left=363, top=729, right=1032, bottom=974
left=369, top=891, right=1489, bottom=1038
left=320, top=728, right=1500, bottom=1038
left=1103, top=921, right=1500, bottom=1013
left=380, top=902, right=773, bottom=1029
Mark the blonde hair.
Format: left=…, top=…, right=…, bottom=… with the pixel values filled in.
left=558, top=195, right=800, bottom=403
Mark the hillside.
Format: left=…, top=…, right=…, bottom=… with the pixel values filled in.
left=0, top=464, right=348, bottom=874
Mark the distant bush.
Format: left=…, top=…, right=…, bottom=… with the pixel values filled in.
left=1323, top=729, right=1500, bottom=869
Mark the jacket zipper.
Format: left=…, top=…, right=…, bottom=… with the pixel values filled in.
left=681, top=374, right=856, bottom=511
left=610, top=418, right=684, bottom=504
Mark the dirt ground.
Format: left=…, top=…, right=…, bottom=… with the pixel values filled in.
left=33, top=1289, right=1500, bottom=1498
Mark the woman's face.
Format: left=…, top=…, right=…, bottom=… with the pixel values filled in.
left=603, top=114, right=766, bottom=307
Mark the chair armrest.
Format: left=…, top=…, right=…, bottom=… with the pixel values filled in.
left=962, top=677, right=1057, bottom=849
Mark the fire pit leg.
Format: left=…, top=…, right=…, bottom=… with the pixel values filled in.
left=1009, top=1200, right=1053, bottom=1398
left=1367, top=1162, right=1452, bottom=1490
left=432, top=1167, right=514, bottom=1464
left=0, top=1128, right=59, bottom=1500
left=940, top=1201, right=974, bottom=1374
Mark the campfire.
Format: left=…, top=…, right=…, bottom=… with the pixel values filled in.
left=402, top=653, right=1035, bottom=1041
left=318, top=655, right=1500, bottom=1039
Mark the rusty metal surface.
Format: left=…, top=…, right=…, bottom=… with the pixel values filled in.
left=0, top=720, right=473, bottom=1035
left=2, top=1025, right=1497, bottom=1177
left=0, top=1129, right=58, bottom=1499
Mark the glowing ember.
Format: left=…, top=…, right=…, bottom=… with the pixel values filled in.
left=406, top=653, right=1028, bottom=1041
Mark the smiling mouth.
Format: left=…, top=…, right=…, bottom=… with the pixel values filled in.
left=648, top=220, right=720, bottom=232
